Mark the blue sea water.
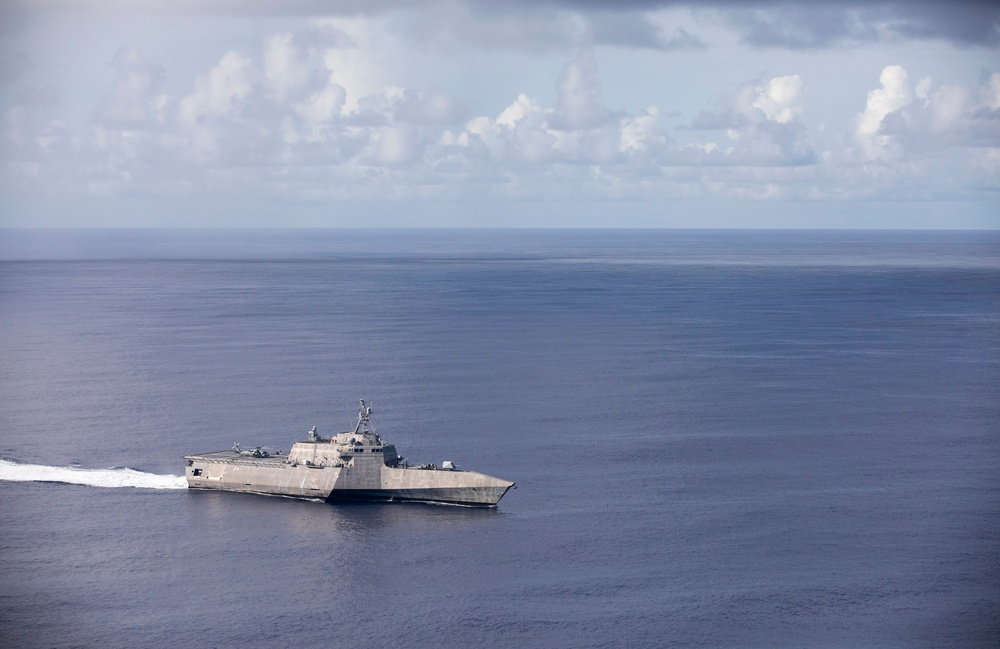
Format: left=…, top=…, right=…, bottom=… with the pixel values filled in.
left=0, top=229, right=997, bottom=648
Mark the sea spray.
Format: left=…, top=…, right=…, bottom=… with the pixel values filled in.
left=0, top=459, right=187, bottom=490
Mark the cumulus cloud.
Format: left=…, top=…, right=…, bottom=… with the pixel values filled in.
left=263, top=33, right=313, bottom=102
left=829, top=65, right=1000, bottom=201
left=491, top=93, right=559, bottom=164
left=443, top=51, right=671, bottom=174
left=356, top=87, right=467, bottom=126
left=367, top=124, right=419, bottom=165
left=854, top=64, right=913, bottom=159
left=177, top=51, right=255, bottom=161
left=751, top=75, right=802, bottom=124
left=179, top=52, right=254, bottom=123
left=860, top=68, right=1000, bottom=152
left=686, top=73, right=812, bottom=166
left=0, top=18, right=489, bottom=200
left=296, top=81, right=348, bottom=135
left=314, top=18, right=388, bottom=113
left=552, top=51, right=613, bottom=130
left=96, top=48, right=167, bottom=128
left=693, top=73, right=804, bottom=129
left=4, top=83, right=66, bottom=162
left=1, top=5, right=998, bottom=218
left=619, top=106, right=664, bottom=155
left=857, top=66, right=912, bottom=136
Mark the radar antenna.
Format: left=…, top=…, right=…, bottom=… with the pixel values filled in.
left=353, top=399, right=377, bottom=436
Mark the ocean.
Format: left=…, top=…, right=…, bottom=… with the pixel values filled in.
left=0, top=229, right=997, bottom=648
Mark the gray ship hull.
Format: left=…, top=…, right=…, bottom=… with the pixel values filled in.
left=184, top=451, right=514, bottom=507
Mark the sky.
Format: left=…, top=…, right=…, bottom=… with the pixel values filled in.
left=1, top=0, right=999, bottom=228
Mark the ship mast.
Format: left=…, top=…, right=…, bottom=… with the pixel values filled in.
left=353, top=399, right=377, bottom=436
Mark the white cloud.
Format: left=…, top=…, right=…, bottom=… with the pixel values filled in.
left=503, top=104, right=559, bottom=164
left=452, top=92, right=562, bottom=165
left=313, top=17, right=387, bottom=114
left=686, top=73, right=813, bottom=167
left=391, top=88, right=464, bottom=125
left=856, top=65, right=912, bottom=157
left=495, top=93, right=542, bottom=129
left=447, top=53, right=672, bottom=173
left=179, top=51, right=254, bottom=123
left=263, top=33, right=310, bottom=102
left=928, top=84, right=972, bottom=132
left=462, top=115, right=502, bottom=154
left=750, top=75, right=802, bottom=124
left=97, top=48, right=167, bottom=127
left=296, top=81, right=347, bottom=134
left=816, top=65, right=1000, bottom=204
left=987, top=72, right=1000, bottom=110
left=692, top=72, right=805, bottom=131
left=853, top=66, right=1000, bottom=158
left=1, top=6, right=998, bottom=226
left=619, top=106, right=664, bottom=155
left=552, top=50, right=612, bottom=130
left=369, top=125, right=417, bottom=165
left=4, top=84, right=68, bottom=170
left=176, top=51, right=254, bottom=161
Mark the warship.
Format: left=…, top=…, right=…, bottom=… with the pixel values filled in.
left=184, top=400, right=515, bottom=507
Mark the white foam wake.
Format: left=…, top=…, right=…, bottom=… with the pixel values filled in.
left=0, top=459, right=188, bottom=490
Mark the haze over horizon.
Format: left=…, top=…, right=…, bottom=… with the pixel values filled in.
left=2, top=1, right=999, bottom=229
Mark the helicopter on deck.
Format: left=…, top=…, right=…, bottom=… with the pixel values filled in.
left=230, top=443, right=279, bottom=459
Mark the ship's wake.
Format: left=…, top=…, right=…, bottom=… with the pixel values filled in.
left=0, top=459, right=187, bottom=490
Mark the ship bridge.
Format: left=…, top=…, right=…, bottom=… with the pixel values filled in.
left=285, top=401, right=400, bottom=468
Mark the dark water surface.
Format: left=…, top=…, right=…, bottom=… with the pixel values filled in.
left=1, top=230, right=998, bottom=648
